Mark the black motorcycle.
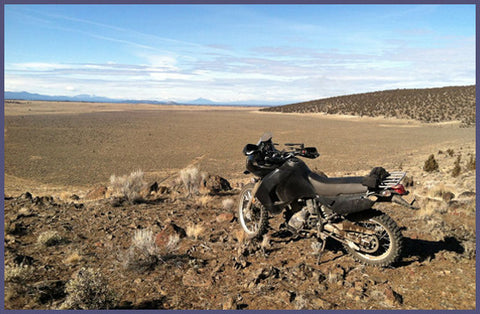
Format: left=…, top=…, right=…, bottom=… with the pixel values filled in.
left=238, top=132, right=418, bottom=267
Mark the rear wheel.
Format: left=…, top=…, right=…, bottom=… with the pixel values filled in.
left=343, top=210, right=403, bottom=267
left=238, top=183, right=268, bottom=239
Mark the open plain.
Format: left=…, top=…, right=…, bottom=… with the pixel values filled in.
left=3, top=100, right=476, bottom=309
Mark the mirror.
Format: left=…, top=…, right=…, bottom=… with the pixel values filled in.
left=303, top=147, right=320, bottom=158
left=243, top=144, right=259, bottom=156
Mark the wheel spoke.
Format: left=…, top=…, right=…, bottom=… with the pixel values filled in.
left=353, top=219, right=392, bottom=258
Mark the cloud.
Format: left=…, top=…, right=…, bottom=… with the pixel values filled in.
left=5, top=25, right=474, bottom=104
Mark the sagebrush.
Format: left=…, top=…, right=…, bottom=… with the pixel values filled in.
left=109, top=170, right=146, bottom=202
left=180, top=166, right=201, bottom=196
left=123, top=229, right=160, bottom=272
left=60, top=267, right=117, bottom=310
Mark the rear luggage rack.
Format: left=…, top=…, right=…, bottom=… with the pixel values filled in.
left=379, top=171, right=406, bottom=188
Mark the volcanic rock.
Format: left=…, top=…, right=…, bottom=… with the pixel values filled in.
left=155, top=222, right=186, bottom=247
left=216, top=212, right=234, bottom=223
left=204, top=175, right=232, bottom=194
left=84, top=185, right=107, bottom=200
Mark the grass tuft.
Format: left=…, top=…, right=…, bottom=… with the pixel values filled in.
left=4, top=264, right=34, bottom=283
left=222, top=198, right=235, bottom=211
left=186, top=223, right=205, bottom=240
left=37, top=231, right=64, bottom=247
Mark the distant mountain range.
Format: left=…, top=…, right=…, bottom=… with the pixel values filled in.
left=4, top=91, right=278, bottom=107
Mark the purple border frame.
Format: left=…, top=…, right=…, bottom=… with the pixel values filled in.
left=2, top=0, right=479, bottom=4
left=1, top=0, right=478, bottom=313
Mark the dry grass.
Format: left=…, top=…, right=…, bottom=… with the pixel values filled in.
left=260, top=234, right=271, bottom=252
left=109, top=170, right=146, bottom=203
left=427, top=183, right=452, bottom=199
left=222, top=198, right=235, bottom=211
left=186, top=223, right=205, bottom=240
left=422, top=216, right=449, bottom=241
left=466, top=155, right=476, bottom=171
left=196, top=195, right=214, bottom=208
left=180, top=166, right=201, bottom=196
left=165, top=234, right=180, bottom=254
left=64, top=251, right=83, bottom=265
left=293, top=294, right=309, bottom=310
left=37, top=231, right=64, bottom=247
left=17, top=206, right=33, bottom=217
left=4, top=264, right=34, bottom=283
left=418, top=199, right=448, bottom=218
left=233, top=228, right=248, bottom=244
left=123, top=229, right=160, bottom=272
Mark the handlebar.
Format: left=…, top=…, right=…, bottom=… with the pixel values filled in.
left=264, top=145, right=319, bottom=162
left=243, top=140, right=319, bottom=160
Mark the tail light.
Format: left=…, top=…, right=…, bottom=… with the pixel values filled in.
left=392, top=184, right=407, bottom=195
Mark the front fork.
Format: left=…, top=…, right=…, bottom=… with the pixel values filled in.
left=245, top=179, right=262, bottom=214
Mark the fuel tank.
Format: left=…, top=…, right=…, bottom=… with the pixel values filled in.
left=255, top=157, right=316, bottom=212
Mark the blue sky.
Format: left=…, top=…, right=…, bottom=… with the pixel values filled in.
left=4, top=4, right=475, bottom=104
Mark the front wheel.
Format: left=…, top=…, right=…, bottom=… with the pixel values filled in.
left=343, top=210, right=403, bottom=267
left=238, top=183, right=268, bottom=239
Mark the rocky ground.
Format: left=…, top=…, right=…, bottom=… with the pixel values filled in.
left=3, top=148, right=476, bottom=310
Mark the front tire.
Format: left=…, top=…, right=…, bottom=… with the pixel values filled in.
left=343, top=210, right=403, bottom=267
left=238, top=183, right=268, bottom=239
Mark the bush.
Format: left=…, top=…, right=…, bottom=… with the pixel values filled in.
left=466, top=155, right=476, bottom=171
left=423, top=154, right=439, bottom=172
left=60, top=267, right=117, bottom=310
left=451, top=155, right=462, bottom=177
left=179, top=166, right=201, bottom=196
left=109, top=170, right=146, bottom=203
left=446, top=149, right=455, bottom=157
left=4, top=264, right=34, bottom=283
left=123, top=229, right=160, bottom=272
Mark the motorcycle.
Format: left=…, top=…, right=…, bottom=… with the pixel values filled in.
left=237, top=132, right=418, bottom=267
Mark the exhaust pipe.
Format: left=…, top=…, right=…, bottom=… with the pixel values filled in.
left=392, top=195, right=419, bottom=210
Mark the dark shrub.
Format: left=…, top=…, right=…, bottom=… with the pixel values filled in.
left=423, top=154, right=439, bottom=172
left=451, top=155, right=461, bottom=177
left=466, top=155, right=476, bottom=171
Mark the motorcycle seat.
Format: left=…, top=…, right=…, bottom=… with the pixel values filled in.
left=308, top=172, right=368, bottom=196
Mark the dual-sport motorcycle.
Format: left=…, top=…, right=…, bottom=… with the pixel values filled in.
left=237, top=133, right=418, bottom=267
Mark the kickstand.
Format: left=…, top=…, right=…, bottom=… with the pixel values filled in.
left=315, top=236, right=327, bottom=265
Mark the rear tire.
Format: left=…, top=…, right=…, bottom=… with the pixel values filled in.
left=343, top=210, right=403, bottom=267
left=238, top=183, right=268, bottom=239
